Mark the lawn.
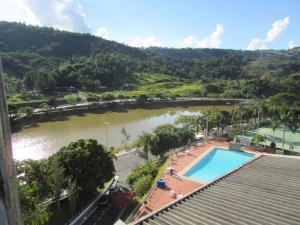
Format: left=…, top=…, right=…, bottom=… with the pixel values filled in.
left=239, top=126, right=300, bottom=152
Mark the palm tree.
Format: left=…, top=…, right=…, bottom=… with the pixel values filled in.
left=203, top=109, right=219, bottom=135
left=253, top=102, right=263, bottom=128
left=277, top=106, right=294, bottom=149
left=175, top=114, right=206, bottom=134
left=218, top=111, right=230, bottom=135
left=136, top=132, right=153, bottom=160
left=271, top=120, right=280, bottom=143
left=286, top=110, right=299, bottom=150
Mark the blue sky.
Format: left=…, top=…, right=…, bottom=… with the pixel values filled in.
left=1, top=0, right=299, bottom=49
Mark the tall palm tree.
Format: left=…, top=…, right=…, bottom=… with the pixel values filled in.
left=203, top=109, right=219, bottom=135
left=136, top=132, right=153, bottom=160
left=286, top=110, right=299, bottom=150
left=175, top=114, right=206, bottom=134
left=271, top=120, right=280, bottom=143
left=277, top=106, right=294, bottom=149
left=253, top=102, right=263, bottom=128
left=218, top=111, right=231, bottom=135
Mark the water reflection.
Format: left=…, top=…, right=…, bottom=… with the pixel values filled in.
left=12, top=105, right=229, bottom=160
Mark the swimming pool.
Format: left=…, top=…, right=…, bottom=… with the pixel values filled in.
left=184, top=147, right=255, bottom=183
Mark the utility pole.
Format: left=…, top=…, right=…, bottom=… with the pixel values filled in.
left=104, top=122, right=109, bottom=149
left=0, top=55, right=22, bottom=225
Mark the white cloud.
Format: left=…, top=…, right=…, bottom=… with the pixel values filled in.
left=95, top=27, right=110, bottom=39
left=179, top=35, right=194, bottom=48
left=247, top=17, right=290, bottom=50
left=247, top=38, right=267, bottom=50
left=196, top=24, right=224, bottom=48
left=12, top=0, right=90, bottom=33
left=122, top=36, right=161, bottom=48
left=266, top=17, right=290, bottom=42
left=288, top=40, right=298, bottom=49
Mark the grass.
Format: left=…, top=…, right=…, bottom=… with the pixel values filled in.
left=8, top=72, right=206, bottom=107
left=102, top=72, right=204, bottom=98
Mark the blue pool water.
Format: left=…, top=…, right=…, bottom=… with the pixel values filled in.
left=184, top=148, right=255, bottom=183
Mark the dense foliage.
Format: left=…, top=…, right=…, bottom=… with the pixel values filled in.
left=16, top=139, right=115, bottom=225
left=127, top=161, right=159, bottom=198
left=1, top=21, right=300, bottom=106
left=55, top=139, right=115, bottom=191
left=127, top=161, right=158, bottom=186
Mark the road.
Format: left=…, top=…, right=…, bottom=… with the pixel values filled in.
left=32, top=97, right=252, bottom=114
left=66, top=150, right=146, bottom=225
left=114, top=150, right=147, bottom=184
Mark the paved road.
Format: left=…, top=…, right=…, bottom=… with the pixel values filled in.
left=114, top=150, right=147, bottom=184
left=79, top=151, right=146, bottom=225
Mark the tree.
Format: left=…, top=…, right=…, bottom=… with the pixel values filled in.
left=218, top=111, right=231, bottom=134
left=175, top=114, right=206, bottom=134
left=67, top=177, right=77, bottom=216
left=48, top=97, right=58, bottom=109
left=16, top=160, right=53, bottom=225
left=203, top=109, right=219, bottom=135
left=64, top=94, right=78, bottom=105
left=24, top=69, right=56, bottom=92
left=286, top=109, right=300, bottom=150
left=18, top=106, right=34, bottom=119
left=121, top=127, right=131, bottom=149
left=136, top=94, right=148, bottom=104
left=133, top=175, right=152, bottom=197
left=8, top=104, right=18, bottom=118
left=51, top=159, right=65, bottom=207
left=271, top=120, right=280, bottom=143
left=136, top=132, right=154, bottom=159
left=252, top=134, right=265, bottom=147
left=39, top=102, right=50, bottom=111
left=18, top=182, right=50, bottom=225
left=127, top=160, right=158, bottom=186
left=176, top=126, right=194, bottom=146
left=276, top=106, right=294, bottom=149
left=55, top=139, right=115, bottom=192
left=151, top=124, right=178, bottom=158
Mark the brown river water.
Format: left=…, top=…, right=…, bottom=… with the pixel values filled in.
left=12, top=105, right=230, bottom=161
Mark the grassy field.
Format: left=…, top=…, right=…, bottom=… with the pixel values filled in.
left=105, top=72, right=205, bottom=98
left=239, top=126, right=300, bottom=152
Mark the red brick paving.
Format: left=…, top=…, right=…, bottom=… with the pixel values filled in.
left=139, top=139, right=258, bottom=216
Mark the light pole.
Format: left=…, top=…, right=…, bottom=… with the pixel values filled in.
left=104, top=122, right=109, bottom=149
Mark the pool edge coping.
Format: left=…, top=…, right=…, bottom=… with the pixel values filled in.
left=129, top=151, right=263, bottom=225
left=178, top=146, right=260, bottom=184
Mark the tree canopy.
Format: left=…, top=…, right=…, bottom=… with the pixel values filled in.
left=54, top=139, right=115, bottom=192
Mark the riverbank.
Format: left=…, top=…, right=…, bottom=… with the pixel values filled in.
left=11, top=98, right=246, bottom=131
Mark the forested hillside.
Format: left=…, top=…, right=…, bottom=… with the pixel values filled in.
left=1, top=21, right=300, bottom=104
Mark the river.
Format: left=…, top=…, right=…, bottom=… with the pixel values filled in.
left=12, top=105, right=230, bottom=161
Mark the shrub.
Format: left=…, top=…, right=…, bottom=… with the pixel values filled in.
left=18, top=106, right=34, bottom=119
left=39, top=103, right=50, bottom=110
left=136, top=94, right=148, bottom=104
left=127, top=161, right=158, bottom=186
left=64, top=94, right=79, bottom=104
left=101, top=93, right=116, bottom=101
left=133, top=175, right=152, bottom=197
left=270, top=142, right=276, bottom=149
left=87, top=95, right=99, bottom=102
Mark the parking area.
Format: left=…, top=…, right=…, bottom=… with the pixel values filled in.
left=114, top=150, right=147, bottom=184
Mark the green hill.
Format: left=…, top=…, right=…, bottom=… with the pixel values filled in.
left=1, top=21, right=300, bottom=103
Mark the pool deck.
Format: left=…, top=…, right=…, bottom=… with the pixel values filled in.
left=136, top=139, right=259, bottom=218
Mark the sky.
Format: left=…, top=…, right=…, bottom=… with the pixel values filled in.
left=0, top=0, right=299, bottom=50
